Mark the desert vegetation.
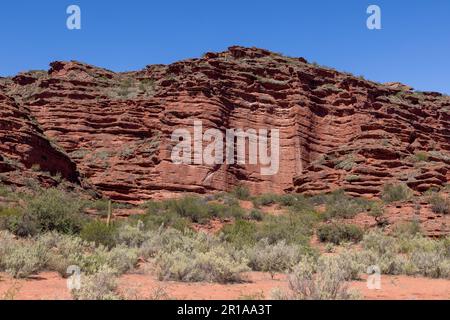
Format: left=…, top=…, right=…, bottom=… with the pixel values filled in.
left=0, top=183, right=449, bottom=300
left=428, top=192, right=450, bottom=215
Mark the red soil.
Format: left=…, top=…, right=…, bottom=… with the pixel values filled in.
left=1, top=271, right=448, bottom=300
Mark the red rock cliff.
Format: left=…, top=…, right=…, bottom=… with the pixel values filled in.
left=1, top=47, right=448, bottom=201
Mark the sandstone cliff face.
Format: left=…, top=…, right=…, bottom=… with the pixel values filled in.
left=0, top=46, right=449, bottom=201
left=0, top=84, right=79, bottom=188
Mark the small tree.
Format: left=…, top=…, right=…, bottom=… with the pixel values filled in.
left=368, top=202, right=388, bottom=227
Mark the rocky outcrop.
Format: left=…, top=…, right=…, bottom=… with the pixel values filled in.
left=0, top=46, right=448, bottom=201
left=0, top=88, right=80, bottom=187
left=291, top=82, right=450, bottom=197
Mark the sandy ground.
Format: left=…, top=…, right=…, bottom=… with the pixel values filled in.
left=1, top=271, right=448, bottom=300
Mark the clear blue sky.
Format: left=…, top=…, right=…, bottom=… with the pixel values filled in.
left=1, top=0, right=449, bottom=93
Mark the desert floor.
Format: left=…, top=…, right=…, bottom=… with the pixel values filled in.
left=1, top=271, right=449, bottom=300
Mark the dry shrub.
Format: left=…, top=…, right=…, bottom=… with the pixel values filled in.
left=361, top=230, right=450, bottom=278
left=428, top=193, right=450, bottom=215
left=273, top=256, right=360, bottom=300
left=71, top=266, right=120, bottom=300
left=155, top=232, right=249, bottom=283
left=381, top=183, right=412, bottom=203
left=247, top=239, right=305, bottom=278
left=0, top=232, right=48, bottom=278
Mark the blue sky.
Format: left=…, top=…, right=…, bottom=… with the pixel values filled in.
left=0, top=0, right=449, bottom=93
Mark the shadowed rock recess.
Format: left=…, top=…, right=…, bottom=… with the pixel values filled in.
left=0, top=46, right=449, bottom=202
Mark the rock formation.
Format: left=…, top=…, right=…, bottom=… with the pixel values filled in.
left=0, top=46, right=448, bottom=202
left=0, top=87, right=79, bottom=188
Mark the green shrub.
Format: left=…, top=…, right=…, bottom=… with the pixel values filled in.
left=0, top=207, right=22, bottom=221
left=146, top=196, right=237, bottom=225
left=154, top=232, right=249, bottom=283
left=361, top=230, right=397, bottom=255
left=205, top=202, right=245, bottom=220
left=323, top=191, right=368, bottom=219
left=71, top=244, right=138, bottom=276
left=413, top=151, right=429, bottom=162
left=252, top=193, right=279, bottom=207
left=0, top=231, right=16, bottom=266
left=26, top=188, right=87, bottom=234
left=138, top=228, right=186, bottom=259
left=361, top=231, right=450, bottom=278
left=80, top=221, right=117, bottom=248
left=97, top=245, right=139, bottom=274
left=256, top=214, right=313, bottom=246
left=37, top=231, right=90, bottom=256
left=212, top=193, right=240, bottom=206
left=331, top=250, right=366, bottom=280
left=409, top=251, right=450, bottom=278
left=0, top=207, right=37, bottom=237
left=231, top=185, right=251, bottom=200
left=252, top=193, right=312, bottom=209
left=36, top=231, right=138, bottom=276
left=324, top=243, right=335, bottom=253
left=249, top=209, right=263, bottom=221
left=1, top=240, right=48, bottom=278
left=2, top=212, right=38, bottom=237
left=275, top=256, right=360, bottom=300
left=277, top=194, right=310, bottom=208
left=334, top=156, right=356, bottom=171
left=115, top=221, right=147, bottom=247
left=166, top=196, right=209, bottom=223
left=222, top=212, right=316, bottom=248
left=36, top=232, right=89, bottom=277
left=155, top=245, right=249, bottom=283
left=345, top=175, right=361, bottom=182
left=0, top=185, right=13, bottom=197
left=367, top=202, right=387, bottom=226
left=397, top=234, right=441, bottom=254
left=428, top=193, right=450, bottom=215
left=317, top=223, right=364, bottom=245
left=247, top=239, right=306, bottom=278
left=46, top=253, right=74, bottom=278
left=72, top=266, right=120, bottom=300
left=381, top=183, right=412, bottom=203
left=143, top=196, right=245, bottom=227
left=392, top=220, right=422, bottom=237
left=307, top=193, right=331, bottom=206
left=141, top=208, right=190, bottom=231
left=363, top=249, right=408, bottom=275
left=89, top=199, right=110, bottom=217
left=221, top=220, right=258, bottom=248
